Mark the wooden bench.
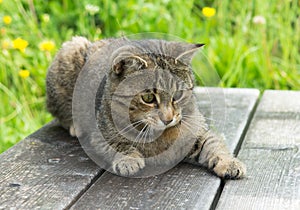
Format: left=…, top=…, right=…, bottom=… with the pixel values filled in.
left=1, top=88, right=299, bottom=209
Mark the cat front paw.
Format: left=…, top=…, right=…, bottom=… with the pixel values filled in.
left=69, top=124, right=76, bottom=137
left=112, top=155, right=145, bottom=177
left=213, top=157, right=246, bottom=179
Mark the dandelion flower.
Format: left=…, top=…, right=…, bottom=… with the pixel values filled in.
left=13, top=38, right=29, bottom=52
left=253, top=15, right=266, bottom=25
left=202, top=7, right=216, bottom=18
left=0, top=0, right=3, bottom=4
left=18, top=70, right=30, bottom=79
left=85, top=4, right=100, bottom=15
left=39, top=40, right=55, bottom=51
left=3, top=15, right=12, bottom=25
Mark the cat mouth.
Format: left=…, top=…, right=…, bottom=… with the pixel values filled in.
left=131, top=118, right=181, bottom=133
left=152, top=119, right=181, bottom=131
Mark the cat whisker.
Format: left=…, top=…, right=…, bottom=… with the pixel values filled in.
left=140, top=124, right=148, bottom=144
left=181, top=118, right=199, bottom=127
left=139, top=123, right=152, bottom=148
left=180, top=122, right=199, bottom=138
left=181, top=115, right=206, bottom=124
left=183, top=114, right=218, bottom=121
left=181, top=115, right=203, bottom=120
left=149, top=126, right=154, bottom=142
left=180, top=119, right=206, bottom=138
left=147, top=125, right=153, bottom=141
left=181, top=118, right=207, bottom=130
left=120, top=120, right=145, bottom=132
left=104, top=120, right=145, bottom=142
left=181, top=113, right=206, bottom=118
left=131, top=123, right=148, bottom=148
left=181, top=115, right=202, bottom=122
left=182, top=114, right=202, bottom=117
left=142, top=125, right=151, bottom=148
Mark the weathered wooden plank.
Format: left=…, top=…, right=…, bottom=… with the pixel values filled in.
left=71, top=88, right=259, bottom=210
left=0, top=121, right=103, bottom=210
left=216, top=90, right=300, bottom=210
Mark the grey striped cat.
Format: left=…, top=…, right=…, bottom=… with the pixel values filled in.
left=46, top=36, right=246, bottom=179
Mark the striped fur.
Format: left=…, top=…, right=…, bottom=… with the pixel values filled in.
left=46, top=37, right=246, bottom=178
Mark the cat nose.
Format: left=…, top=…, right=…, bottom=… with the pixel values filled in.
left=159, top=105, right=174, bottom=125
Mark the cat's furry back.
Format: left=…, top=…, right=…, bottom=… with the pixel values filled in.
left=46, top=36, right=246, bottom=179
left=46, top=37, right=107, bottom=134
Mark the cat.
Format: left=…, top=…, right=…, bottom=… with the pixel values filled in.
left=46, top=36, right=246, bottom=179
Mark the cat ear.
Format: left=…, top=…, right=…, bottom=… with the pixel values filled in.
left=111, top=45, right=147, bottom=74
left=111, top=45, right=134, bottom=74
left=173, top=43, right=205, bottom=64
left=112, top=55, right=148, bottom=74
left=112, top=56, right=126, bottom=74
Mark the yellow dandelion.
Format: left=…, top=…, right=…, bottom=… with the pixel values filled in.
left=39, top=40, right=55, bottom=51
left=0, top=0, right=3, bottom=4
left=3, top=15, right=12, bottom=25
left=13, top=38, right=29, bottom=52
left=202, top=7, right=216, bottom=18
left=18, top=70, right=30, bottom=79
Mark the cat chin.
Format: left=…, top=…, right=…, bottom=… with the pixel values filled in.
left=166, top=119, right=179, bottom=128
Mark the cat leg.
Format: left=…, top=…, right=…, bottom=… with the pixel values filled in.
left=186, top=131, right=246, bottom=179
left=69, top=124, right=76, bottom=137
left=112, top=148, right=145, bottom=176
left=57, top=118, right=76, bottom=137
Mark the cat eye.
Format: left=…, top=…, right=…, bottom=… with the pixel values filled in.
left=142, top=93, right=156, bottom=104
left=173, top=90, right=184, bottom=101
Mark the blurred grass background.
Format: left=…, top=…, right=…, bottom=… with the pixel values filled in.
left=0, top=0, right=299, bottom=153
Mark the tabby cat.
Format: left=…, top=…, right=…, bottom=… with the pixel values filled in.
left=46, top=36, right=246, bottom=179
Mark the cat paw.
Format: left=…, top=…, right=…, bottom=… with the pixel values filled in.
left=213, top=157, right=246, bottom=179
left=112, top=155, right=145, bottom=177
left=69, top=125, right=76, bottom=137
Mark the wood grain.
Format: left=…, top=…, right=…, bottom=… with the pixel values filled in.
left=0, top=121, right=103, bottom=209
left=71, top=88, right=259, bottom=210
left=216, top=90, right=300, bottom=210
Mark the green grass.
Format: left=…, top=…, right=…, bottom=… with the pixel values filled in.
left=0, top=0, right=299, bottom=153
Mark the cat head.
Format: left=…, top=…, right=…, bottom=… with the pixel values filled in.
left=108, top=39, right=204, bottom=133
